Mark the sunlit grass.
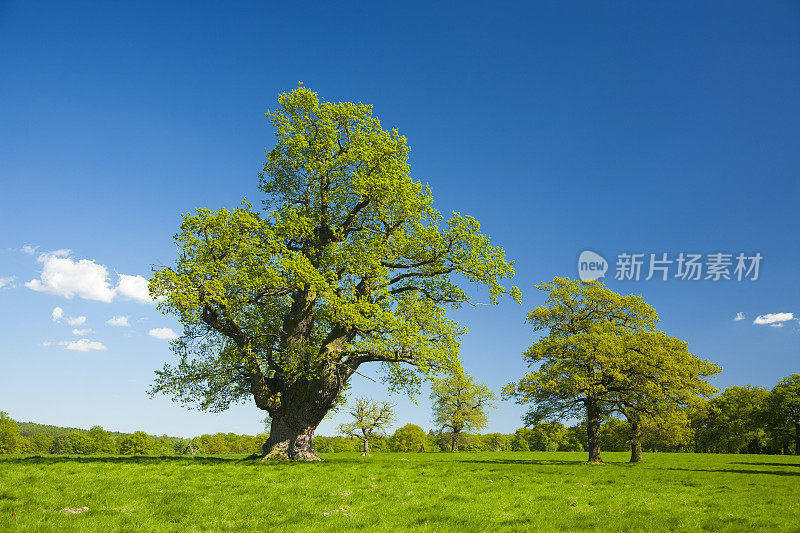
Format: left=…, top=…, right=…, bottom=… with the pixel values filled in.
left=1, top=452, right=798, bottom=531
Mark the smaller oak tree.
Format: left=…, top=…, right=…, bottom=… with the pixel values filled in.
left=503, top=277, right=720, bottom=463
left=431, top=372, right=495, bottom=451
left=338, top=397, right=395, bottom=455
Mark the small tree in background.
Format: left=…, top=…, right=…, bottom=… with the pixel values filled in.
left=389, top=424, right=427, bottom=452
left=339, top=397, right=395, bottom=455
left=118, top=431, right=158, bottom=455
left=0, top=412, right=21, bottom=454
left=766, top=374, right=800, bottom=455
left=431, top=372, right=495, bottom=452
left=88, top=426, right=116, bottom=454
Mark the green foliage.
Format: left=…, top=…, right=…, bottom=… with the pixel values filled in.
left=510, top=431, right=530, bottom=451
left=504, top=277, right=720, bottom=461
left=148, top=85, right=520, bottom=425
left=691, top=385, right=770, bottom=453
left=431, top=372, right=495, bottom=446
left=118, top=431, right=160, bottom=456
left=764, top=374, right=800, bottom=454
left=49, top=434, right=75, bottom=454
left=0, top=412, right=21, bottom=454
left=339, top=397, right=394, bottom=453
left=314, top=435, right=360, bottom=453
left=26, top=433, right=54, bottom=454
left=389, top=424, right=427, bottom=452
left=88, top=426, right=117, bottom=454
left=484, top=433, right=510, bottom=451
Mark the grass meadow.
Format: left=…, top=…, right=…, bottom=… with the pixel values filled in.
left=1, top=451, right=798, bottom=531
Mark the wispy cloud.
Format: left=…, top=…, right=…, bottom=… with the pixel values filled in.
left=21, top=244, right=38, bottom=255
left=149, top=328, right=178, bottom=340
left=72, top=328, right=94, bottom=335
left=0, top=276, right=15, bottom=290
left=66, top=316, right=86, bottom=326
left=51, top=306, right=86, bottom=326
left=753, top=312, right=794, bottom=326
left=106, top=316, right=131, bottom=327
left=26, top=250, right=156, bottom=304
left=733, top=312, right=745, bottom=321
left=58, top=339, right=107, bottom=352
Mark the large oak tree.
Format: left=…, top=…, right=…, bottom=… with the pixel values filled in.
left=149, top=86, right=519, bottom=460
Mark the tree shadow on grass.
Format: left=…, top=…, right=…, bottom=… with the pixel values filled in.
left=666, top=467, right=800, bottom=477
left=456, top=458, right=589, bottom=467
left=0, top=455, right=238, bottom=466
left=729, top=461, right=800, bottom=468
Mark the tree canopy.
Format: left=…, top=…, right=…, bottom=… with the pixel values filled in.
left=339, top=397, right=395, bottom=455
left=431, top=372, right=496, bottom=451
left=503, top=277, right=720, bottom=463
left=765, top=374, right=800, bottom=455
left=149, top=85, right=519, bottom=459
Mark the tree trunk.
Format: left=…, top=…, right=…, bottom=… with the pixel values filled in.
left=795, top=422, right=799, bottom=456
left=585, top=398, right=602, bottom=463
left=451, top=432, right=459, bottom=452
left=630, top=439, right=643, bottom=463
left=262, top=413, right=321, bottom=461
left=363, top=438, right=370, bottom=455
left=629, top=416, right=643, bottom=463
left=261, top=385, right=333, bottom=461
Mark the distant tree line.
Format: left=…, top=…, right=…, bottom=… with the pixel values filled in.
left=0, top=414, right=268, bottom=456
left=2, top=373, right=796, bottom=457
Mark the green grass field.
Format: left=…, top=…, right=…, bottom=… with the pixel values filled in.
left=1, top=452, right=798, bottom=531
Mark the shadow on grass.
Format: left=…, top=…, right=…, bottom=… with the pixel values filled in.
left=0, top=455, right=239, bottom=466
left=456, top=458, right=588, bottom=466
left=730, top=461, right=800, bottom=468
left=667, top=467, right=800, bottom=477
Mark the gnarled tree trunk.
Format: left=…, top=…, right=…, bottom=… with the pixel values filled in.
left=585, top=398, right=603, bottom=463
left=363, top=438, right=370, bottom=455
left=263, top=413, right=321, bottom=461
left=260, top=376, right=342, bottom=461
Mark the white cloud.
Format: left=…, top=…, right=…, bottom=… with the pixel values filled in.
left=41, top=341, right=53, bottom=347
left=149, top=327, right=178, bottom=340
left=72, top=328, right=94, bottom=335
left=26, top=250, right=156, bottom=304
left=59, top=339, right=107, bottom=352
left=115, top=274, right=156, bottom=303
left=66, top=316, right=87, bottom=326
left=51, top=306, right=86, bottom=326
left=27, top=251, right=115, bottom=302
left=753, top=312, right=794, bottom=326
left=21, top=244, right=39, bottom=255
left=106, top=315, right=131, bottom=327
left=733, top=312, right=745, bottom=321
left=0, top=276, right=15, bottom=289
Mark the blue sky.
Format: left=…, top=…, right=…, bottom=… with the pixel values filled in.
left=1, top=1, right=798, bottom=438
